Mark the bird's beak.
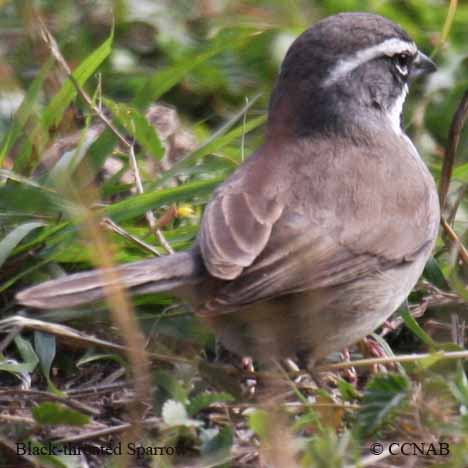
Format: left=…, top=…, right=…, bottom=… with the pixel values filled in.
left=410, top=51, right=437, bottom=79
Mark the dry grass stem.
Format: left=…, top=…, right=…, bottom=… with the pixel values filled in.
left=101, top=217, right=161, bottom=256
left=318, top=349, right=468, bottom=371
left=441, top=217, right=468, bottom=265
left=38, top=18, right=173, bottom=255
left=438, top=90, right=468, bottom=210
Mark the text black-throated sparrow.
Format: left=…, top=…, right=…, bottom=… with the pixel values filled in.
left=17, top=13, right=440, bottom=367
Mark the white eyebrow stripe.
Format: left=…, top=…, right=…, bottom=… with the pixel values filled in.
left=323, top=38, right=417, bottom=86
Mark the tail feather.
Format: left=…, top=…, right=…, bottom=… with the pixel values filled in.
left=16, top=250, right=205, bottom=309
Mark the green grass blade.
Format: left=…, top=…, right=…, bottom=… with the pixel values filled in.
left=133, top=29, right=256, bottom=107
left=104, top=98, right=164, bottom=160
left=0, top=57, right=54, bottom=166
left=106, top=176, right=223, bottom=223
left=399, top=304, right=437, bottom=349
left=152, top=109, right=265, bottom=188
left=0, top=221, right=46, bottom=268
left=41, top=31, right=114, bottom=130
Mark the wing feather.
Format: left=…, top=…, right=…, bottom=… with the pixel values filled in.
left=199, top=191, right=283, bottom=280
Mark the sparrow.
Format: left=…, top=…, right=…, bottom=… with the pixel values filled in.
left=17, top=13, right=440, bottom=368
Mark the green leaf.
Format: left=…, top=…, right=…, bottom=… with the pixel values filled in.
left=13, top=29, right=114, bottom=173
left=104, top=99, right=164, bottom=160
left=293, top=408, right=322, bottom=433
left=11, top=138, right=33, bottom=173
left=42, top=30, right=114, bottom=130
left=337, top=379, right=361, bottom=401
left=36, top=453, right=80, bottom=468
left=133, top=28, right=254, bottom=107
left=39, top=127, right=115, bottom=192
left=449, top=362, right=468, bottom=407
left=34, top=331, right=62, bottom=394
left=0, top=222, right=46, bottom=268
left=370, top=332, right=407, bottom=376
left=0, top=180, right=63, bottom=218
left=106, top=176, right=223, bottom=223
left=187, top=391, right=234, bottom=416
left=248, top=409, right=269, bottom=438
left=423, top=256, right=449, bottom=290
left=154, top=369, right=188, bottom=404
left=15, top=335, right=40, bottom=368
left=47, top=126, right=103, bottom=184
left=86, top=128, right=117, bottom=175
left=414, top=350, right=446, bottom=369
left=0, top=360, right=37, bottom=374
left=9, top=222, right=69, bottom=258
left=452, top=161, right=468, bottom=181
left=77, top=353, right=127, bottom=367
left=201, top=426, right=233, bottom=457
left=27, top=440, right=81, bottom=468
left=0, top=169, right=56, bottom=193
left=302, top=428, right=345, bottom=468
left=0, top=57, right=54, bottom=166
left=32, top=402, right=90, bottom=426
left=154, top=108, right=265, bottom=187
left=399, top=304, right=437, bottom=349
left=0, top=257, right=51, bottom=293
left=356, top=373, right=411, bottom=436
left=0, top=336, right=39, bottom=374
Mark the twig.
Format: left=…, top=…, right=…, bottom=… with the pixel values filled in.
left=56, top=422, right=133, bottom=443
left=0, top=414, right=36, bottom=425
left=441, top=217, right=468, bottom=265
left=38, top=21, right=129, bottom=149
left=101, top=217, right=161, bottom=256
left=0, top=389, right=100, bottom=416
left=224, top=401, right=360, bottom=410
left=129, top=146, right=174, bottom=253
left=438, top=90, right=468, bottom=211
left=431, top=0, right=459, bottom=58
left=96, top=72, right=103, bottom=112
left=67, top=382, right=129, bottom=397
left=380, top=285, right=465, bottom=337
left=55, top=417, right=161, bottom=444
left=447, top=181, right=468, bottom=224
left=317, top=349, right=468, bottom=371
left=38, top=19, right=173, bottom=254
left=0, top=325, right=20, bottom=354
left=0, top=315, right=127, bottom=352
left=0, top=315, right=194, bottom=366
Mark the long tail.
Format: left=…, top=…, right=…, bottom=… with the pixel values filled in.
left=16, top=250, right=205, bottom=309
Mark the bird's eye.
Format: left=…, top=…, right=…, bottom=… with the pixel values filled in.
left=393, top=53, right=410, bottom=76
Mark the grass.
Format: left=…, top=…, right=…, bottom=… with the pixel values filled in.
left=0, top=1, right=468, bottom=467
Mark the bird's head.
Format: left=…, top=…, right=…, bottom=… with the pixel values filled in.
left=268, top=13, right=436, bottom=138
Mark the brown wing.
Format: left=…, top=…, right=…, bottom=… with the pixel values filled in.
left=198, top=156, right=283, bottom=280
left=197, top=135, right=439, bottom=315
left=199, top=214, right=384, bottom=313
